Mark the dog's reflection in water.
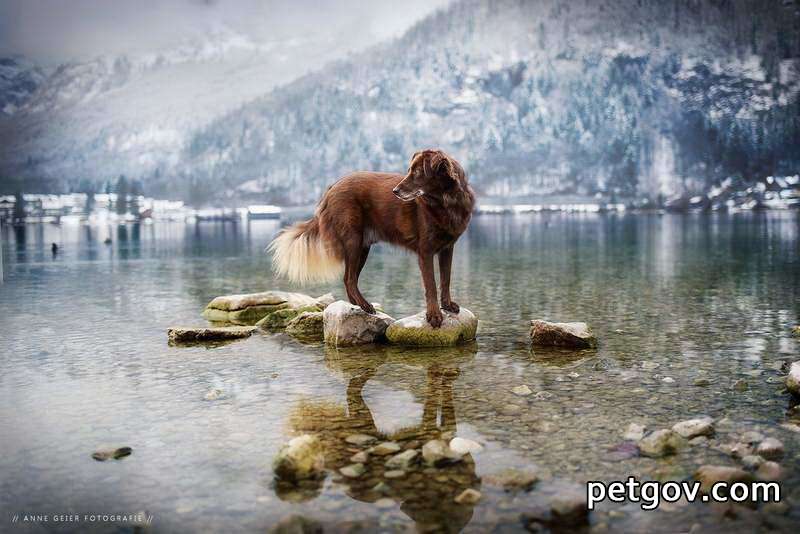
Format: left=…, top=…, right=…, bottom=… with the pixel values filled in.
left=275, top=344, right=480, bottom=532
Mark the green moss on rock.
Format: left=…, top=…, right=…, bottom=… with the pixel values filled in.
left=256, top=305, right=321, bottom=329
left=386, top=308, right=478, bottom=347
left=286, top=311, right=325, bottom=341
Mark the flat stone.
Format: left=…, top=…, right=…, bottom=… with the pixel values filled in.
left=693, top=378, right=711, bottom=386
left=449, top=437, right=483, bottom=455
left=369, top=441, right=402, bottom=456
left=340, top=463, right=366, bottom=478
left=323, top=301, right=394, bottom=346
left=512, top=385, right=533, bottom=396
left=385, top=308, right=478, bottom=346
left=285, top=312, right=324, bottom=342
left=454, top=488, right=481, bottom=505
left=345, top=434, right=377, bottom=446
left=167, top=326, right=256, bottom=343
left=350, top=451, right=369, bottom=463
left=383, top=469, right=405, bottom=479
left=694, top=465, right=754, bottom=493
left=385, top=449, right=418, bottom=470
left=92, top=446, right=132, bottom=461
left=530, top=320, right=597, bottom=349
left=785, top=361, right=800, bottom=396
left=672, top=417, right=714, bottom=439
left=272, top=435, right=325, bottom=482
left=637, top=429, right=687, bottom=458
left=755, top=437, right=784, bottom=460
left=203, top=291, right=327, bottom=325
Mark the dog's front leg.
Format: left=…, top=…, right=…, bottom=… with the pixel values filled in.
left=438, top=245, right=459, bottom=314
left=418, top=252, right=443, bottom=328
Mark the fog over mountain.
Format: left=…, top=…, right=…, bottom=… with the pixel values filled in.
left=1, top=0, right=799, bottom=204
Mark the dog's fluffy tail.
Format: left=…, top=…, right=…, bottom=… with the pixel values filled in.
left=268, top=217, right=343, bottom=284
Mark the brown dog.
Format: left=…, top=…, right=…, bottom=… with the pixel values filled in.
left=269, top=149, right=475, bottom=327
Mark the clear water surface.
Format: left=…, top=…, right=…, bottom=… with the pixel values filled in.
left=1, top=212, right=799, bottom=533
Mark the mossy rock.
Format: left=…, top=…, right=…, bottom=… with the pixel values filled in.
left=202, top=291, right=330, bottom=326
left=386, top=308, right=478, bottom=347
left=256, top=305, right=322, bottom=330
left=286, top=311, right=325, bottom=342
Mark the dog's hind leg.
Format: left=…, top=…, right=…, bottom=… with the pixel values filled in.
left=343, top=243, right=375, bottom=314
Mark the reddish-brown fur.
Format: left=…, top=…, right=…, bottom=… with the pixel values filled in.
left=273, top=149, right=475, bottom=328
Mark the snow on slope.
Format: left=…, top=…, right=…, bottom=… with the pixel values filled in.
left=0, top=27, right=377, bottom=190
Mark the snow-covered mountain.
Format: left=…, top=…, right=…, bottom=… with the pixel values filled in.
left=0, top=28, right=381, bottom=193
left=2, top=0, right=799, bottom=204
left=0, top=57, right=45, bottom=115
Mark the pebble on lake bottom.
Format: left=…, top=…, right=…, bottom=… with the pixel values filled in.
left=383, top=470, right=406, bottom=479
left=92, top=446, right=132, bottom=461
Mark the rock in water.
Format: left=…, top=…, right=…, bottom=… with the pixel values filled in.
left=755, top=437, right=784, bottom=460
left=92, top=446, right=132, bottom=461
left=637, top=429, right=687, bottom=457
left=202, top=291, right=328, bottom=325
left=167, top=326, right=256, bottom=343
left=256, top=305, right=322, bottom=330
left=285, top=312, right=324, bottom=342
left=786, top=361, right=800, bottom=396
left=672, top=417, right=714, bottom=439
left=694, top=465, right=753, bottom=493
left=272, top=435, right=325, bottom=482
left=384, top=449, right=418, bottom=470
left=385, top=308, right=478, bottom=346
left=529, top=320, right=597, bottom=349
left=323, top=301, right=394, bottom=346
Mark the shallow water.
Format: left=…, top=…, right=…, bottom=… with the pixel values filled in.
left=1, top=212, right=799, bottom=533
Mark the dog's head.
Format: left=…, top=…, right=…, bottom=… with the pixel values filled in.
left=393, top=149, right=465, bottom=202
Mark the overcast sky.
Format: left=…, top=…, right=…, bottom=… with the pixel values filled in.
left=0, top=0, right=451, bottom=65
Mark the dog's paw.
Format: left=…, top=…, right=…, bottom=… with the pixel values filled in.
left=441, top=300, right=460, bottom=314
left=426, top=309, right=444, bottom=328
left=360, top=303, right=376, bottom=314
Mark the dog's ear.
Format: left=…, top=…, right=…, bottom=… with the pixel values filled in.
left=431, top=151, right=459, bottom=183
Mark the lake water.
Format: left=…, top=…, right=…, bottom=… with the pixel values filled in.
left=1, top=212, right=799, bottom=533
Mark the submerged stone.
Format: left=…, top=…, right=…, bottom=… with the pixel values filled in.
left=755, top=437, right=784, bottom=460
left=421, top=439, right=462, bottom=466
left=483, top=468, right=539, bottom=492
left=694, top=465, right=753, bottom=493
left=385, top=308, right=478, bottom=347
left=672, top=417, right=714, bottom=439
left=323, top=301, right=394, bottom=346
left=203, top=291, right=329, bottom=325
left=92, top=446, right=132, bottom=461
left=256, top=305, right=322, bottom=329
left=529, top=320, right=597, bottom=349
left=285, top=312, right=324, bottom=342
left=637, top=429, right=687, bottom=457
left=786, top=361, right=800, bottom=396
left=272, top=435, right=325, bottom=482
left=623, top=423, right=647, bottom=441
left=369, top=441, right=402, bottom=456
left=167, top=326, right=256, bottom=343
left=339, top=463, right=366, bottom=478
